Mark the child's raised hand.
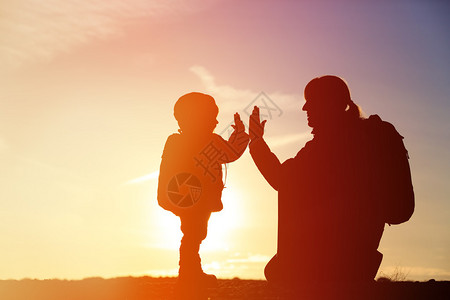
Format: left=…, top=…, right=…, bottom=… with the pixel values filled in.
left=231, top=112, right=245, bottom=133
left=228, top=112, right=249, bottom=155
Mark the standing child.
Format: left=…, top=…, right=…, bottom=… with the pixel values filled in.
left=157, top=92, right=248, bottom=290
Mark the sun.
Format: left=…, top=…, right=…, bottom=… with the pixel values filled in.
left=202, top=187, right=242, bottom=251
left=153, top=187, right=242, bottom=251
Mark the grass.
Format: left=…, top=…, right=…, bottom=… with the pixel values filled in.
left=377, top=266, right=410, bottom=282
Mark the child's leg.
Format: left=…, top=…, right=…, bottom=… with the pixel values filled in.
left=178, top=212, right=211, bottom=278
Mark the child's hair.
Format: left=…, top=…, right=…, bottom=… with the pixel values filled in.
left=174, top=92, right=219, bottom=131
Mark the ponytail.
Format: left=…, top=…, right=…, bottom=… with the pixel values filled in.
left=305, top=75, right=365, bottom=120
left=346, top=99, right=364, bottom=120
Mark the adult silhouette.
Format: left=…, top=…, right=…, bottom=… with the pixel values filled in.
left=249, top=75, right=413, bottom=298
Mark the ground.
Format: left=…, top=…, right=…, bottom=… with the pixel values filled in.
left=0, top=277, right=449, bottom=300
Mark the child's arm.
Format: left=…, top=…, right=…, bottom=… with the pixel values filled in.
left=249, top=106, right=281, bottom=191
left=218, top=113, right=249, bottom=163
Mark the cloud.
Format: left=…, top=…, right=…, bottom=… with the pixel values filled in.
left=143, top=268, right=179, bottom=277
left=190, top=65, right=256, bottom=114
left=190, top=65, right=300, bottom=115
left=191, top=65, right=311, bottom=146
left=124, top=170, right=159, bottom=185
left=0, top=0, right=214, bottom=69
left=200, top=253, right=271, bottom=279
left=265, top=132, right=311, bottom=148
left=227, top=254, right=272, bottom=264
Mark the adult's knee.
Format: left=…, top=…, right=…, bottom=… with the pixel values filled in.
left=264, top=255, right=281, bottom=284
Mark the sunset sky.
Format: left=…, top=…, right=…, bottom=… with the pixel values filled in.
left=1, top=0, right=449, bottom=281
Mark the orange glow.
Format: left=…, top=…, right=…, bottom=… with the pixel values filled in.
left=0, top=0, right=449, bottom=283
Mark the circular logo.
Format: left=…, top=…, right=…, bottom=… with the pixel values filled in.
left=167, top=173, right=202, bottom=208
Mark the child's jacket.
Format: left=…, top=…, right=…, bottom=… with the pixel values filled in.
left=158, top=129, right=248, bottom=216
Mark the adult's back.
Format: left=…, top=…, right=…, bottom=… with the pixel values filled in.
left=276, top=118, right=384, bottom=284
left=364, top=114, right=415, bottom=225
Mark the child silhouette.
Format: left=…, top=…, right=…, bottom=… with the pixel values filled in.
left=157, top=92, right=248, bottom=291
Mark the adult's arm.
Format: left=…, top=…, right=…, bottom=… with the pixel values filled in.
left=249, top=137, right=281, bottom=191
left=248, top=106, right=282, bottom=190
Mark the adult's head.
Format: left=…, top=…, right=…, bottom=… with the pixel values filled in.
left=303, top=75, right=362, bottom=131
left=174, top=92, right=219, bottom=134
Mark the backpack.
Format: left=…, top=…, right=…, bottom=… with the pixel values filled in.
left=157, top=134, right=226, bottom=216
left=365, top=115, right=415, bottom=225
left=157, top=131, right=248, bottom=216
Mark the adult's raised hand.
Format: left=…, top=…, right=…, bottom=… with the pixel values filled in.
left=249, top=106, right=267, bottom=141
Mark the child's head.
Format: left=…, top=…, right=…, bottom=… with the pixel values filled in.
left=174, top=92, right=219, bottom=134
